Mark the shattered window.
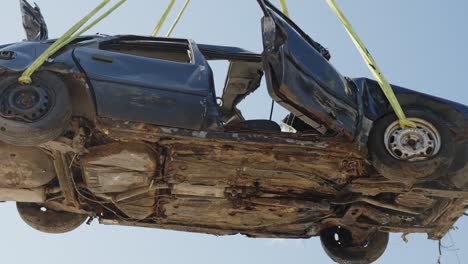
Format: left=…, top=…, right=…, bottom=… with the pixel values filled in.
left=101, top=40, right=192, bottom=63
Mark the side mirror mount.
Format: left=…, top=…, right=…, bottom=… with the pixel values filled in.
left=20, top=0, right=48, bottom=41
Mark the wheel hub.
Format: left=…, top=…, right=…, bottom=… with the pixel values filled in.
left=384, top=118, right=441, bottom=161
left=1, top=84, right=51, bottom=122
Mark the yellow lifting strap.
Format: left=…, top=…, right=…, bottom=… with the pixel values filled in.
left=326, top=0, right=416, bottom=128
left=151, top=0, right=191, bottom=37
left=279, top=0, right=290, bottom=17
left=18, top=0, right=127, bottom=85
left=166, top=0, right=191, bottom=37
left=152, top=0, right=176, bottom=37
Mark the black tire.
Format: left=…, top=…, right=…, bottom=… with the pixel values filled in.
left=0, top=72, right=71, bottom=146
left=320, top=227, right=389, bottom=264
left=368, top=108, right=454, bottom=183
left=17, top=202, right=87, bottom=234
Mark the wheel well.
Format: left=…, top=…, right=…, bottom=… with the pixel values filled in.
left=55, top=72, right=97, bottom=122
left=375, top=93, right=465, bottom=128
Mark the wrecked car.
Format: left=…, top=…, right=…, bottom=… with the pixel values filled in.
left=0, top=1, right=466, bottom=263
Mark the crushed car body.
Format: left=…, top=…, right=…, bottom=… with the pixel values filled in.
left=0, top=1, right=466, bottom=263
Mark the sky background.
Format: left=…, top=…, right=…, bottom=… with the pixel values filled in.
left=0, top=0, right=467, bottom=263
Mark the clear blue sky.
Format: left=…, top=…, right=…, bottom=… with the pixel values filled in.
left=0, top=1, right=467, bottom=263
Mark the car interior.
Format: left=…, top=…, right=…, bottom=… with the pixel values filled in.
left=100, top=39, right=193, bottom=63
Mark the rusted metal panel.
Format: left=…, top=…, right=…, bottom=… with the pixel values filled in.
left=86, top=118, right=466, bottom=240
left=250, top=198, right=330, bottom=211
left=81, top=143, right=158, bottom=194
left=96, top=117, right=367, bottom=158
left=116, top=196, right=155, bottom=220
left=395, top=193, right=435, bottom=209
left=164, top=142, right=354, bottom=194
left=0, top=143, right=56, bottom=189
left=350, top=180, right=468, bottom=200
left=51, top=151, right=79, bottom=207
left=0, top=187, right=45, bottom=203
left=429, top=199, right=467, bottom=240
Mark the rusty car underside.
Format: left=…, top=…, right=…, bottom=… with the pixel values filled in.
left=6, top=116, right=458, bottom=240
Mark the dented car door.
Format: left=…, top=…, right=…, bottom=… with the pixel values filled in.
left=73, top=36, right=219, bottom=130
left=259, top=0, right=359, bottom=139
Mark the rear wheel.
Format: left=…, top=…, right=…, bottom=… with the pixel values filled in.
left=320, top=226, right=389, bottom=264
left=17, top=202, right=87, bottom=234
left=369, top=108, right=455, bottom=183
left=0, top=72, right=71, bottom=146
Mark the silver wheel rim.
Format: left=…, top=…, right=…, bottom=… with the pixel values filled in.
left=384, top=118, right=441, bottom=161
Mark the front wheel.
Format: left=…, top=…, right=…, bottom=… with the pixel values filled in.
left=368, top=109, right=455, bottom=183
left=0, top=72, right=71, bottom=146
left=320, top=226, right=389, bottom=264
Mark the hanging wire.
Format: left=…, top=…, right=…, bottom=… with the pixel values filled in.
left=448, top=232, right=462, bottom=264
left=269, top=100, right=275, bottom=121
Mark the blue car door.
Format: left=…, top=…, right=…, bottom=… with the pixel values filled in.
left=258, top=0, right=359, bottom=139
left=73, top=36, right=218, bottom=130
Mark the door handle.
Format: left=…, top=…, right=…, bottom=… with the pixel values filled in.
left=92, top=55, right=114, bottom=63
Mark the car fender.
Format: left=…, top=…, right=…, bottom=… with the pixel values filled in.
left=0, top=42, right=97, bottom=121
